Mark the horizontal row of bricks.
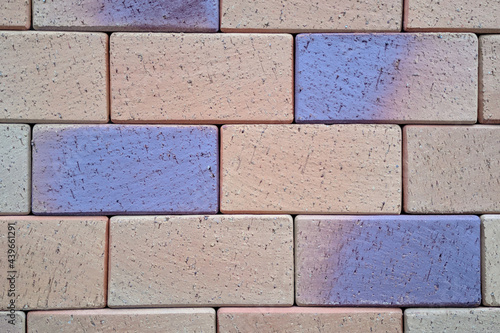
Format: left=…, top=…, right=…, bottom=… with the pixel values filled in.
left=0, top=215, right=499, bottom=310
left=4, top=307, right=500, bottom=332
left=1, top=123, right=500, bottom=215
left=2, top=31, right=500, bottom=124
left=4, top=0, right=500, bottom=33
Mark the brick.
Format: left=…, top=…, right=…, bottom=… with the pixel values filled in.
left=108, top=215, right=293, bottom=307
left=220, top=0, right=402, bottom=32
left=33, top=0, right=218, bottom=32
left=0, top=216, right=107, bottom=310
left=110, top=33, right=293, bottom=124
left=405, top=0, right=500, bottom=32
left=218, top=307, right=402, bottom=333
left=0, top=0, right=30, bottom=30
left=405, top=308, right=500, bottom=332
left=296, top=33, right=477, bottom=124
left=0, top=32, right=108, bottom=123
left=481, top=215, right=500, bottom=306
left=479, top=35, right=500, bottom=123
left=404, top=125, right=500, bottom=214
left=0, top=124, right=30, bottom=215
left=32, top=125, right=218, bottom=215
left=27, top=308, right=215, bottom=332
left=0, top=311, right=25, bottom=333
left=295, top=215, right=481, bottom=306
left=221, top=124, right=401, bottom=214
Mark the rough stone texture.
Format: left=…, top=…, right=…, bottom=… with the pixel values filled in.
left=220, top=0, right=402, bottom=32
left=0, top=0, right=30, bottom=30
left=111, top=33, right=293, bottom=124
left=404, top=125, right=500, bottom=214
left=108, top=215, right=294, bottom=307
left=479, top=35, right=500, bottom=123
left=0, top=31, right=108, bottom=123
left=0, top=311, right=25, bottom=333
left=296, top=33, right=477, bottom=124
left=0, top=125, right=30, bottom=215
left=295, top=215, right=481, bottom=307
left=405, top=0, right=500, bottom=32
left=32, top=125, right=218, bottom=215
left=218, top=307, right=403, bottom=333
left=221, top=124, right=401, bottom=214
left=481, top=215, right=500, bottom=306
left=0, top=216, right=108, bottom=310
left=33, top=0, right=218, bottom=32
left=27, top=308, right=215, bottom=332
left=405, top=308, right=500, bottom=332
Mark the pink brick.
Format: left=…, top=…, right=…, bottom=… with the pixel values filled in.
left=405, top=0, right=500, bottom=32
left=110, top=33, right=293, bottom=124
left=27, top=308, right=215, bottom=332
left=0, top=311, right=24, bottom=333
left=218, top=307, right=402, bottom=333
left=0, top=216, right=108, bottom=310
left=221, top=124, right=401, bottom=214
left=480, top=35, right=500, bottom=123
left=404, top=125, right=500, bottom=214
left=108, top=215, right=294, bottom=307
left=0, top=32, right=108, bottom=123
left=220, top=0, right=402, bottom=32
left=0, top=0, right=30, bottom=30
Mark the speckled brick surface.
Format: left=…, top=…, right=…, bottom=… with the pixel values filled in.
left=295, top=215, right=481, bottom=306
left=0, top=216, right=108, bottom=310
left=481, top=215, right=500, bottom=306
left=111, top=33, right=293, bottom=124
left=32, top=125, right=218, bottom=215
left=0, top=31, right=108, bottom=123
left=405, top=308, right=500, bottom=332
left=479, top=35, right=500, bottom=123
left=221, top=124, right=401, bottom=214
left=404, top=125, right=500, bottom=214
left=0, top=0, right=30, bottom=30
left=0, top=311, right=24, bottom=333
left=296, top=33, right=478, bottom=124
left=0, top=124, right=30, bottom=215
left=108, top=215, right=294, bottom=307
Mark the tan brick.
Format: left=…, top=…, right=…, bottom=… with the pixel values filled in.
left=110, top=33, right=293, bottom=124
left=0, top=217, right=108, bottom=310
left=108, top=215, right=294, bottom=307
left=480, top=35, right=500, bottom=123
left=0, top=0, right=30, bottom=30
left=405, top=0, right=500, bottom=32
left=27, top=308, right=215, bottom=333
left=221, top=125, right=401, bottom=214
left=218, top=307, right=402, bottom=333
left=482, top=215, right=500, bottom=306
left=0, top=124, right=30, bottom=215
left=404, top=126, right=500, bottom=214
left=0, top=32, right=108, bottom=123
left=220, top=0, right=402, bottom=32
left=405, top=308, right=500, bottom=332
left=0, top=311, right=25, bottom=333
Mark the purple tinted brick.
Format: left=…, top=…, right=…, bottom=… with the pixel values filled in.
left=295, top=33, right=477, bottom=124
left=32, top=125, right=218, bottom=215
left=295, top=215, right=481, bottom=307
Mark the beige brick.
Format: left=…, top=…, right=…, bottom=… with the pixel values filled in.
left=482, top=215, right=500, bottom=306
left=0, top=0, right=30, bottom=30
left=110, top=33, right=293, bottom=124
left=27, top=308, right=215, bottom=333
left=480, top=35, right=500, bottom=123
left=0, top=311, right=25, bottom=333
left=221, top=125, right=401, bottom=214
left=405, top=308, right=500, bottom=332
left=108, top=215, right=294, bottom=307
left=404, top=126, right=500, bottom=214
left=0, top=125, right=30, bottom=215
left=0, top=217, right=108, bottom=310
left=0, top=32, right=108, bottom=123
left=220, top=0, right=402, bottom=32
left=405, top=0, right=500, bottom=32
left=218, top=307, right=402, bottom=333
